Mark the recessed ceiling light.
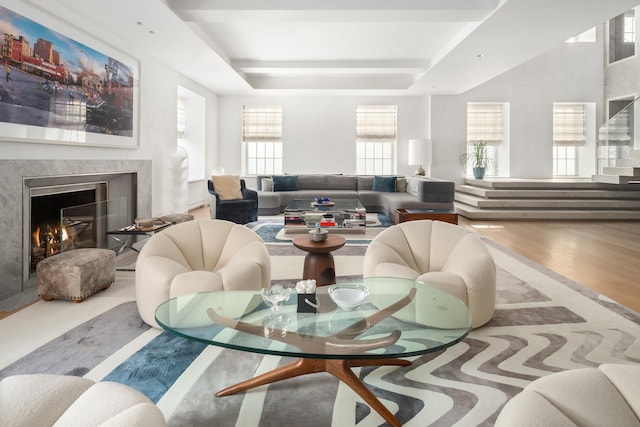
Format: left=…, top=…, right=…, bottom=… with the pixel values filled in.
left=148, top=30, right=156, bottom=35
left=136, top=21, right=144, bottom=26
left=476, top=54, right=484, bottom=58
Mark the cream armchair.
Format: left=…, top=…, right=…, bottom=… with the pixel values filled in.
left=135, top=219, right=271, bottom=328
left=363, top=220, right=496, bottom=328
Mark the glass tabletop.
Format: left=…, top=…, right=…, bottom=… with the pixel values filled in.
left=285, top=198, right=365, bottom=212
left=155, top=277, right=471, bottom=360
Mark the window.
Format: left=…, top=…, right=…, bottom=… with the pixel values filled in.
left=566, top=27, right=596, bottom=43
left=553, top=103, right=585, bottom=176
left=609, top=10, right=635, bottom=63
left=356, top=105, right=397, bottom=175
left=243, top=105, right=283, bottom=175
left=625, top=13, right=636, bottom=42
left=177, top=96, right=186, bottom=140
left=177, top=86, right=205, bottom=182
left=466, top=103, right=504, bottom=176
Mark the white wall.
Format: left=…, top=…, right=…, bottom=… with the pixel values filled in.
left=217, top=95, right=430, bottom=185
left=432, top=29, right=605, bottom=182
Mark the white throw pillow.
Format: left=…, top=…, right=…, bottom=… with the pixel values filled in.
left=261, top=178, right=274, bottom=192
left=396, top=177, right=407, bottom=192
left=212, top=175, right=242, bottom=200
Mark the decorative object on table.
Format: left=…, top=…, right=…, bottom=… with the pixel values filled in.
left=134, top=217, right=155, bottom=231
left=295, top=279, right=318, bottom=313
left=408, top=138, right=433, bottom=177
left=311, top=197, right=335, bottom=207
left=308, top=226, right=328, bottom=242
left=459, top=141, right=492, bottom=180
left=261, top=284, right=292, bottom=312
left=328, top=283, right=369, bottom=311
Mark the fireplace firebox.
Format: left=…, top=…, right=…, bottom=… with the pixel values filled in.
left=30, top=189, right=97, bottom=271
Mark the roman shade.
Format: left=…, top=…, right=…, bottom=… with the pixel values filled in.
left=356, top=105, right=397, bottom=142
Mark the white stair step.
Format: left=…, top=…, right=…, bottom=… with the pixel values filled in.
left=603, top=166, right=640, bottom=176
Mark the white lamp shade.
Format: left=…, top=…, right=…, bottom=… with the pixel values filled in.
left=408, top=139, right=432, bottom=166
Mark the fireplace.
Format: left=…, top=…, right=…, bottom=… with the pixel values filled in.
left=22, top=171, right=139, bottom=283
left=0, top=159, right=151, bottom=302
left=28, top=181, right=107, bottom=276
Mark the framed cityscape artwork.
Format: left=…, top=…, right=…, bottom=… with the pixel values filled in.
left=0, top=1, right=139, bottom=148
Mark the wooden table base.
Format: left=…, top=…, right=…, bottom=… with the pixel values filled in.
left=216, top=357, right=411, bottom=427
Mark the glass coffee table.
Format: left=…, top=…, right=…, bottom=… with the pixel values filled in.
left=155, top=277, right=471, bottom=427
left=284, top=199, right=367, bottom=233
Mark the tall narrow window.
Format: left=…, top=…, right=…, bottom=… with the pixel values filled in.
left=243, top=105, right=283, bottom=175
left=177, top=96, right=186, bottom=140
left=609, top=10, right=635, bottom=63
left=553, top=103, right=585, bottom=176
left=466, top=103, right=503, bottom=176
left=356, top=105, right=397, bottom=175
left=177, top=86, right=205, bottom=182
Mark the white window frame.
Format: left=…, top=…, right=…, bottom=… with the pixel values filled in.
left=242, top=105, right=283, bottom=175
left=553, top=103, right=586, bottom=177
left=356, top=105, right=397, bottom=175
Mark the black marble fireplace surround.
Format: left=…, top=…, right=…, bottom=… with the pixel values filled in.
left=0, top=160, right=152, bottom=302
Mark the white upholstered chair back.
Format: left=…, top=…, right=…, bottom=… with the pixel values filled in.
left=363, top=220, right=496, bottom=328
left=135, top=219, right=271, bottom=328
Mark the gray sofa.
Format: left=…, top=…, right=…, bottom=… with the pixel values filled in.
left=255, top=174, right=455, bottom=218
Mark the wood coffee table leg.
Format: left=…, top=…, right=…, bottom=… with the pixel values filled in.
left=216, top=357, right=409, bottom=427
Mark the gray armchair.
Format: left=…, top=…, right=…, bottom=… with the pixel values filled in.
left=207, top=178, right=258, bottom=224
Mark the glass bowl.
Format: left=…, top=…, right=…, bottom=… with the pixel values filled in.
left=328, top=283, right=369, bottom=311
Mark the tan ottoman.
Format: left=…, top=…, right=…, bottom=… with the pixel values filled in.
left=37, top=248, right=116, bottom=302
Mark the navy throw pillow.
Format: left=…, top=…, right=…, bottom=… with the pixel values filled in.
left=372, top=176, right=397, bottom=192
left=272, top=175, right=300, bottom=192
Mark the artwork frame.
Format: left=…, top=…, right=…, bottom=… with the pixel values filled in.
left=0, top=1, right=139, bottom=148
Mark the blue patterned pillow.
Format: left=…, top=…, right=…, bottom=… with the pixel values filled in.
left=372, top=176, right=397, bottom=192
left=272, top=175, right=300, bottom=191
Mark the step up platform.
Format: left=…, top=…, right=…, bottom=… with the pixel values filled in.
left=455, top=178, right=640, bottom=220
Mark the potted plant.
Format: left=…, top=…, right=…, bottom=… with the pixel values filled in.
left=459, top=141, right=492, bottom=179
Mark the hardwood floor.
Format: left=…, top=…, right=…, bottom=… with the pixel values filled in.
left=458, top=218, right=640, bottom=313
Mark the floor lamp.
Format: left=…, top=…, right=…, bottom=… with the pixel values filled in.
left=408, top=139, right=432, bottom=177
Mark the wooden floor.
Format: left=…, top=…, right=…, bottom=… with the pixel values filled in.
left=3, top=209, right=639, bottom=319
left=458, top=217, right=640, bottom=313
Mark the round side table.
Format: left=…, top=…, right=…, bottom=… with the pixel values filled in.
left=292, top=234, right=346, bottom=286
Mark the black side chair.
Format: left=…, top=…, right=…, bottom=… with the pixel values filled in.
left=207, top=178, right=258, bottom=224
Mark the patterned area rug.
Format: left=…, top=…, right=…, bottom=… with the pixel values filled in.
left=2, top=241, right=640, bottom=426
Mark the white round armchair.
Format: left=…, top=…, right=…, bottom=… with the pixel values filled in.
left=363, top=220, right=496, bottom=328
left=0, top=374, right=166, bottom=426
left=135, top=219, right=271, bottom=328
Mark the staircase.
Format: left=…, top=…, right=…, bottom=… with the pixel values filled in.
left=593, top=149, right=640, bottom=184
left=455, top=178, right=640, bottom=220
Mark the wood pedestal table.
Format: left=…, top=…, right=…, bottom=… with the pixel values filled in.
left=292, top=234, right=346, bottom=286
left=155, top=277, right=471, bottom=427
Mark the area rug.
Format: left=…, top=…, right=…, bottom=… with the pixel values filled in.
left=2, top=241, right=640, bottom=426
